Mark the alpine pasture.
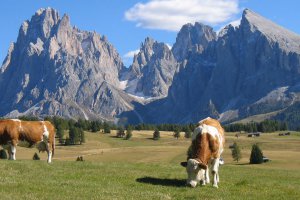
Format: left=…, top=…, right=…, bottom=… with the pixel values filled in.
left=0, top=130, right=300, bottom=199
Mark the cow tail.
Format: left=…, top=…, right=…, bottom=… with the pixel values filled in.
left=52, top=131, right=55, bottom=157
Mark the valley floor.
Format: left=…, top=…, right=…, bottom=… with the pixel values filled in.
left=0, top=131, right=299, bottom=199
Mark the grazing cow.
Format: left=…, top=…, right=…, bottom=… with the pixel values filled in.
left=0, top=119, right=56, bottom=163
left=181, top=117, right=225, bottom=188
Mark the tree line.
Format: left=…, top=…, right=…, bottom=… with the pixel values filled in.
left=13, top=116, right=290, bottom=145
left=224, top=120, right=288, bottom=133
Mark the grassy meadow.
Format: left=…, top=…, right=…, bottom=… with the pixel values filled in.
left=0, top=130, right=300, bottom=199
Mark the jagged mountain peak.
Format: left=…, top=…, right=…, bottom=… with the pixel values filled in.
left=241, top=8, right=300, bottom=53
left=172, top=21, right=217, bottom=61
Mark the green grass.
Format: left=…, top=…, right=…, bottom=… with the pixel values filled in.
left=0, top=160, right=299, bottom=200
left=0, top=131, right=299, bottom=199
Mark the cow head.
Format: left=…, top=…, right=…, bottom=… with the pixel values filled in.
left=182, top=159, right=206, bottom=187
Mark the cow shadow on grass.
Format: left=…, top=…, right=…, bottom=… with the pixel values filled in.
left=136, top=176, right=186, bottom=187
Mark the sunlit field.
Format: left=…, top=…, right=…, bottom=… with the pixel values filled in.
left=0, top=130, right=299, bottom=199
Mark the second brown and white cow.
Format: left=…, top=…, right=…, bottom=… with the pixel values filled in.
left=181, top=117, right=225, bottom=188
left=0, top=119, right=56, bottom=163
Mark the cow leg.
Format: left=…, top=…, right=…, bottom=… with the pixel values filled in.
left=7, top=146, right=12, bottom=160
left=10, top=143, right=17, bottom=160
left=205, top=168, right=210, bottom=184
left=46, top=143, right=52, bottom=163
left=211, top=158, right=220, bottom=188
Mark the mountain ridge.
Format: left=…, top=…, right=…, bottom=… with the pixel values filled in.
left=1, top=7, right=300, bottom=126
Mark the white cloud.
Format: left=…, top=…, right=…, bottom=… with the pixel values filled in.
left=123, top=49, right=140, bottom=58
left=125, top=0, right=240, bottom=31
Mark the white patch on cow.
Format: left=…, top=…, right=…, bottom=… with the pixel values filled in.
left=186, top=159, right=205, bottom=187
left=192, top=123, right=224, bottom=155
left=41, top=121, right=49, bottom=139
left=211, top=158, right=220, bottom=188
left=10, top=145, right=16, bottom=160
left=10, top=119, right=21, bottom=122
left=47, top=151, right=52, bottom=163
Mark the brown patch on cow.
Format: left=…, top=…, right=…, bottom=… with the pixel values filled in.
left=0, top=119, right=56, bottom=158
left=188, top=117, right=225, bottom=164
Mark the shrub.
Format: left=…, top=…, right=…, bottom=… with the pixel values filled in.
left=184, top=130, right=192, bottom=139
left=250, top=143, right=263, bottom=164
left=231, top=142, right=242, bottom=162
left=153, top=129, right=160, bottom=140
left=117, top=127, right=125, bottom=138
left=103, top=122, right=111, bottom=134
left=33, top=153, right=40, bottom=160
left=0, top=149, right=8, bottom=159
left=76, top=156, right=84, bottom=161
left=125, top=126, right=133, bottom=140
left=174, top=130, right=180, bottom=139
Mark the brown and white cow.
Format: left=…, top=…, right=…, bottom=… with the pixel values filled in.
left=181, top=117, right=225, bottom=188
left=0, top=119, right=56, bottom=163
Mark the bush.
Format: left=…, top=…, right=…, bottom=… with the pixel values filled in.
left=103, top=122, right=111, bottom=134
left=153, top=129, right=160, bottom=140
left=76, top=156, right=84, bottom=161
left=250, top=143, right=263, bottom=164
left=184, top=131, right=192, bottom=139
left=0, top=149, right=8, bottom=159
left=117, top=127, right=125, bottom=138
left=174, top=130, right=180, bottom=139
left=33, top=153, right=40, bottom=160
left=125, top=126, right=133, bottom=140
left=231, top=142, right=242, bottom=162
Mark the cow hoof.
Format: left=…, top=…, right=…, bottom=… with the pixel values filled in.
left=213, top=184, right=219, bottom=188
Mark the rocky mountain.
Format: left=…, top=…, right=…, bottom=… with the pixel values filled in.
left=1, top=8, right=300, bottom=125
left=0, top=8, right=136, bottom=120
left=123, top=37, right=178, bottom=98
left=123, top=9, right=300, bottom=124
left=172, top=22, right=217, bottom=62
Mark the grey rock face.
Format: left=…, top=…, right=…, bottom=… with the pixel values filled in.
left=133, top=9, right=300, bottom=124
left=0, top=8, right=133, bottom=120
left=125, top=37, right=178, bottom=97
left=2, top=8, right=300, bottom=124
left=172, top=22, right=217, bottom=62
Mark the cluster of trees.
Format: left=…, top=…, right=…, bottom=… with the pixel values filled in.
left=224, top=120, right=288, bottom=133
left=231, top=142, right=265, bottom=164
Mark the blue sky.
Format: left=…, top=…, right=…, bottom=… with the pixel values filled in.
left=0, top=0, right=299, bottom=67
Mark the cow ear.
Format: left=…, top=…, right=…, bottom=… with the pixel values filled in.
left=180, top=162, right=187, bottom=167
left=198, top=163, right=207, bottom=170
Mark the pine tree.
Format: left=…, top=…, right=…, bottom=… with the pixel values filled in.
left=0, top=149, right=7, bottom=159
left=103, top=122, right=111, bottom=134
left=117, top=127, right=125, bottom=138
left=153, top=129, right=160, bottom=140
left=174, top=130, right=180, bottom=139
left=250, top=143, right=263, bottom=164
left=231, top=142, right=242, bottom=162
left=33, top=152, right=40, bottom=160
left=184, top=128, right=192, bottom=139
left=125, top=126, right=133, bottom=140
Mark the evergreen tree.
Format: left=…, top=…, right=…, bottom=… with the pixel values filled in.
left=231, top=142, right=242, bottom=162
left=153, top=129, right=160, bottom=140
left=250, top=143, right=264, bottom=164
left=184, top=128, right=192, bottom=139
left=56, top=125, right=64, bottom=144
left=33, top=152, right=40, bottom=160
left=0, top=149, right=7, bottom=159
left=125, top=125, right=133, bottom=140
left=174, top=129, right=180, bottom=139
left=116, top=127, right=125, bottom=138
left=103, top=122, right=111, bottom=134
left=69, top=127, right=84, bottom=144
